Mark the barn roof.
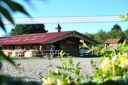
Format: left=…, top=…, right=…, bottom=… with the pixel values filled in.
left=104, top=38, right=122, bottom=44
left=0, top=31, right=98, bottom=45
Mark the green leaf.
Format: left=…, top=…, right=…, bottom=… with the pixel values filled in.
left=125, top=18, right=128, bottom=21
left=59, top=50, right=65, bottom=57
left=79, top=78, right=92, bottom=85
left=123, top=73, right=128, bottom=81
left=0, top=51, right=17, bottom=68
left=69, top=57, right=73, bottom=65
left=100, top=46, right=106, bottom=54
left=90, top=60, right=94, bottom=64
left=57, top=66, right=64, bottom=70
left=0, top=61, right=2, bottom=70
left=76, top=62, right=80, bottom=68
left=3, top=0, right=30, bottom=17
left=0, top=18, right=6, bottom=32
left=0, top=5, right=14, bottom=24
left=80, top=40, right=84, bottom=43
left=118, top=14, right=125, bottom=18
left=92, top=77, right=103, bottom=84
left=122, top=40, right=127, bottom=46
left=87, top=48, right=94, bottom=53
left=75, top=69, right=80, bottom=75
left=83, top=43, right=88, bottom=48
left=98, top=57, right=104, bottom=64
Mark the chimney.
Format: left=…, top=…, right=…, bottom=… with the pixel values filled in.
left=55, top=24, right=62, bottom=32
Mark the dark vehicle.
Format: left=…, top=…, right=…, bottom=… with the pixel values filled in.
left=79, top=47, right=88, bottom=56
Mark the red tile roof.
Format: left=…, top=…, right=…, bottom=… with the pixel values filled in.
left=104, top=38, right=121, bottom=44
left=0, top=31, right=72, bottom=45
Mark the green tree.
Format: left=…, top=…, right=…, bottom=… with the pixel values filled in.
left=107, top=31, right=120, bottom=39
left=107, top=24, right=125, bottom=39
left=124, top=28, right=128, bottom=40
left=94, top=30, right=107, bottom=43
left=9, top=24, right=48, bottom=36
left=84, top=32, right=94, bottom=39
left=111, top=24, right=122, bottom=32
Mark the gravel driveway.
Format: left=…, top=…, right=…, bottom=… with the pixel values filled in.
left=0, top=57, right=99, bottom=82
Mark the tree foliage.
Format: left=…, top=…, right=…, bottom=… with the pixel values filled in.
left=9, top=24, right=48, bottom=36
left=0, top=0, right=30, bottom=33
left=107, top=24, right=125, bottom=39
left=111, top=24, right=122, bottom=32
left=124, top=28, right=128, bottom=41
left=107, top=30, right=125, bottom=39
left=84, top=24, right=126, bottom=43
left=84, top=32, right=94, bottom=39
left=94, top=30, right=107, bottom=43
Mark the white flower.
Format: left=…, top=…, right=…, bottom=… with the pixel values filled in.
left=112, top=56, right=117, bottom=62
left=55, top=69, right=59, bottom=73
left=57, top=79, right=61, bottom=85
left=100, top=57, right=111, bottom=72
left=102, top=57, right=109, bottom=65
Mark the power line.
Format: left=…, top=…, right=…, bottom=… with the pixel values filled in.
left=2, top=16, right=124, bottom=24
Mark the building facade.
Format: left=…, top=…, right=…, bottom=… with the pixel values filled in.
left=0, top=31, right=98, bottom=57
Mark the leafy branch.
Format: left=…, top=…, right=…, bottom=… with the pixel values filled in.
left=0, top=0, right=30, bottom=33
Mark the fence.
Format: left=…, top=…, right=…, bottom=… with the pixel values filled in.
left=4, top=50, right=78, bottom=57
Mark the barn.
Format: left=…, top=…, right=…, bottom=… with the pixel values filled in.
left=0, top=31, right=98, bottom=57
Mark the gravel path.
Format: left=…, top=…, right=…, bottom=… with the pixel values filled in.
left=0, top=57, right=99, bottom=82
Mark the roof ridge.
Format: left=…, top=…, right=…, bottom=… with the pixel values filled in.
left=0, top=30, right=98, bottom=45
left=6, top=31, right=74, bottom=38
left=108, top=38, right=121, bottom=39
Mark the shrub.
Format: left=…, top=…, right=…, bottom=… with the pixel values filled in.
left=42, top=40, right=128, bottom=85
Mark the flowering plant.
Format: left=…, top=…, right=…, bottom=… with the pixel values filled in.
left=87, top=40, right=128, bottom=84
left=42, top=40, right=128, bottom=85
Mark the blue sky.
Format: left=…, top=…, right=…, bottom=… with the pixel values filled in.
left=1, top=0, right=128, bottom=36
